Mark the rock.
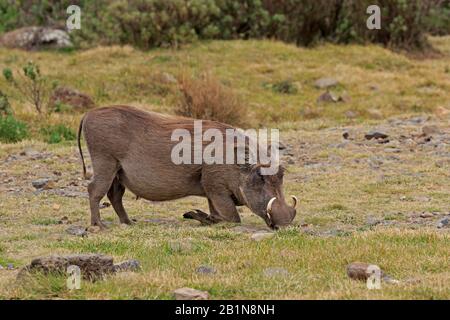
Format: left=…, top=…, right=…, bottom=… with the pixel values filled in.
left=21, top=149, right=44, bottom=160
left=317, top=91, right=339, bottom=103
left=52, top=204, right=61, bottom=211
left=58, top=216, right=70, bottom=224
left=437, top=218, right=449, bottom=229
left=422, top=125, right=441, bottom=136
left=314, top=78, right=338, bottom=89
left=196, top=265, right=216, bottom=275
left=169, top=240, right=192, bottom=253
left=263, top=267, right=289, bottom=278
left=66, top=225, right=87, bottom=237
left=342, top=131, right=357, bottom=140
left=367, top=109, right=383, bottom=119
left=0, top=26, right=72, bottom=50
left=0, top=265, right=3, bottom=270
left=346, top=262, right=384, bottom=281
left=173, top=287, right=209, bottom=300
left=99, top=202, right=111, bottom=209
left=160, top=72, right=177, bottom=84
left=365, top=131, right=389, bottom=140
left=49, top=87, right=96, bottom=111
left=251, top=232, right=274, bottom=241
left=6, top=263, right=14, bottom=270
left=19, top=254, right=115, bottom=280
left=113, top=259, right=141, bottom=272
left=420, top=212, right=434, bottom=218
left=382, top=274, right=400, bottom=284
left=32, top=178, right=53, bottom=190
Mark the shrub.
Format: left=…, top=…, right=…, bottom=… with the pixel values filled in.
left=1, top=0, right=448, bottom=51
left=0, top=90, right=12, bottom=116
left=3, top=61, right=54, bottom=114
left=40, top=124, right=76, bottom=144
left=0, top=115, right=29, bottom=143
left=175, top=72, right=248, bottom=127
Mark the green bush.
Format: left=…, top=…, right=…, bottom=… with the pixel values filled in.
left=40, top=124, right=76, bottom=144
left=0, top=115, right=29, bottom=143
left=0, top=90, right=12, bottom=116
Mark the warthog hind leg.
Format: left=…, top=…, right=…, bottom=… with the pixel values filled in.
left=88, top=156, right=118, bottom=229
left=107, top=175, right=133, bottom=225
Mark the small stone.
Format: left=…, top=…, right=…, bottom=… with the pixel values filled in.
left=314, top=77, right=338, bottom=89
left=437, top=218, right=449, bottom=229
left=317, top=91, right=339, bottom=103
left=422, top=125, right=441, bottom=136
left=113, top=259, right=141, bottom=272
left=173, top=287, right=209, bottom=300
left=66, top=225, right=87, bottom=237
left=263, top=267, right=289, bottom=278
left=251, top=232, right=274, bottom=241
left=160, top=72, right=177, bottom=84
left=0, top=265, right=3, bottom=270
left=365, top=131, right=389, bottom=140
left=99, top=202, right=111, bottom=209
left=6, top=263, right=14, bottom=270
left=347, top=262, right=383, bottom=281
left=196, top=265, right=216, bottom=275
left=420, top=212, right=433, bottom=218
left=32, top=178, right=50, bottom=190
left=52, top=204, right=61, bottom=211
left=58, top=216, right=70, bottom=224
left=382, top=274, right=400, bottom=285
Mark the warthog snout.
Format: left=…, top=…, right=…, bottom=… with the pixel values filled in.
left=265, top=196, right=297, bottom=230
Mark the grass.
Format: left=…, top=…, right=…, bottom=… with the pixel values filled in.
left=0, top=37, right=449, bottom=299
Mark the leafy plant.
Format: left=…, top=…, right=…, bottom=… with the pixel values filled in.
left=0, top=115, right=29, bottom=143
left=40, top=124, right=76, bottom=144
left=3, top=61, right=54, bottom=114
left=0, top=90, right=12, bottom=116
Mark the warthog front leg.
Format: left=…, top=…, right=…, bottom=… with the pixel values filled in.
left=183, top=195, right=240, bottom=225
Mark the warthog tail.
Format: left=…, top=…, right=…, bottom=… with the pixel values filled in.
left=77, top=115, right=87, bottom=180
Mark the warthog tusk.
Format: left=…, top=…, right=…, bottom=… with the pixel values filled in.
left=266, top=197, right=277, bottom=219
left=291, top=196, right=298, bottom=209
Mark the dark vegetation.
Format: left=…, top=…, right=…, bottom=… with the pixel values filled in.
left=1, top=0, right=449, bottom=51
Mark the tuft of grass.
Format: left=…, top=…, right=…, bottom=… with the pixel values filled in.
left=0, top=115, right=28, bottom=143
left=40, top=124, right=76, bottom=144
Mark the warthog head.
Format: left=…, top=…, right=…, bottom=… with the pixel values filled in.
left=239, top=165, right=297, bottom=229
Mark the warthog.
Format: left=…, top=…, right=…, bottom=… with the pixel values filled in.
left=77, top=106, right=297, bottom=230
